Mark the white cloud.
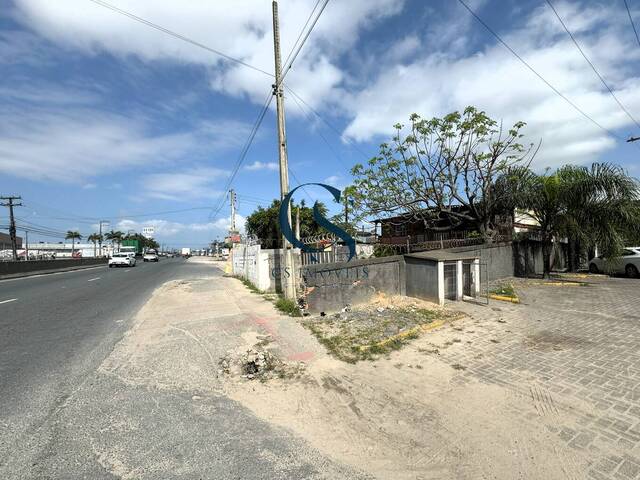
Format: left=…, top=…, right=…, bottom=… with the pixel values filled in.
left=115, top=214, right=245, bottom=238
left=140, top=167, right=228, bottom=201
left=82, top=183, right=97, bottom=190
left=0, top=84, right=252, bottom=183
left=12, top=0, right=405, bottom=111
left=245, top=161, right=279, bottom=172
left=342, top=1, right=640, bottom=168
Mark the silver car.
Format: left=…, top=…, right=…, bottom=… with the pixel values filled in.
left=588, top=247, right=640, bottom=277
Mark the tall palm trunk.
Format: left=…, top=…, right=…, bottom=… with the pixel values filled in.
left=72, top=238, right=75, bottom=257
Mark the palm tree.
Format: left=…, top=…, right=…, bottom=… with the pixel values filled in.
left=515, top=163, right=639, bottom=278
left=88, top=233, right=102, bottom=258
left=65, top=231, right=82, bottom=258
left=105, top=230, right=124, bottom=253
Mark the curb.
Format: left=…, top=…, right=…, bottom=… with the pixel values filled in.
left=488, top=293, right=520, bottom=303
left=0, top=263, right=106, bottom=281
left=359, top=319, right=448, bottom=352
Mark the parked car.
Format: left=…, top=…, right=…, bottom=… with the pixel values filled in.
left=109, top=253, right=136, bottom=268
left=143, top=250, right=159, bottom=262
left=588, top=247, right=640, bottom=277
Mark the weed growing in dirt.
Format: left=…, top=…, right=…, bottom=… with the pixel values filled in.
left=275, top=297, right=301, bottom=317
left=490, top=284, right=516, bottom=298
left=303, top=306, right=460, bottom=363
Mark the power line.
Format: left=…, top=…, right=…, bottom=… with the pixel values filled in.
left=546, top=0, right=640, bottom=130
left=86, top=0, right=274, bottom=77
left=209, top=1, right=330, bottom=221
left=624, top=0, right=640, bottom=49
left=285, top=86, right=371, bottom=160
left=280, top=0, right=330, bottom=84
left=457, top=0, right=625, bottom=141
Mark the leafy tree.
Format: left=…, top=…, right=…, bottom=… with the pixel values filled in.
left=509, top=163, right=640, bottom=277
left=123, top=232, right=159, bottom=250
left=105, top=230, right=124, bottom=251
left=245, top=199, right=328, bottom=249
left=65, top=231, right=82, bottom=256
left=88, top=233, right=102, bottom=257
left=350, top=107, right=536, bottom=240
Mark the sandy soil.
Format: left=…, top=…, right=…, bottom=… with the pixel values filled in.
left=100, top=264, right=590, bottom=479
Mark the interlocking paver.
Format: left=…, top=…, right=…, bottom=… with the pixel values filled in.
left=432, top=275, right=640, bottom=480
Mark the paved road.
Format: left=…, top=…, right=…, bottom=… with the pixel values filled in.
left=0, top=259, right=363, bottom=479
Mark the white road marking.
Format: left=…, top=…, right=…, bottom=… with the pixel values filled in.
left=0, top=298, right=18, bottom=305
left=87, top=277, right=101, bottom=282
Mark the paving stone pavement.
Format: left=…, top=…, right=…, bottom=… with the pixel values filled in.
left=432, top=275, right=640, bottom=480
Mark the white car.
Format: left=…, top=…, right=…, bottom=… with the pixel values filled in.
left=588, top=247, right=640, bottom=277
left=109, top=253, right=136, bottom=268
left=143, top=250, right=159, bottom=262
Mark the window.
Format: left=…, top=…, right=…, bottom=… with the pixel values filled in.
left=393, top=224, right=407, bottom=237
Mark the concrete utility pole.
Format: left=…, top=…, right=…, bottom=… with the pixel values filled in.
left=1, top=196, right=22, bottom=261
left=98, top=220, right=109, bottom=257
left=229, top=189, right=237, bottom=232
left=272, top=0, right=295, bottom=299
left=295, top=207, right=300, bottom=240
left=24, top=230, right=28, bottom=260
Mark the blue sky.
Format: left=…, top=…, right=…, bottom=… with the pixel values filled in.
left=1, top=0, right=639, bottom=248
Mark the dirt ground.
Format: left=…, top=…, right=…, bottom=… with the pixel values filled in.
left=100, top=258, right=599, bottom=479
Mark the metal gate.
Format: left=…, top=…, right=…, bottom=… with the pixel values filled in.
left=443, top=262, right=457, bottom=300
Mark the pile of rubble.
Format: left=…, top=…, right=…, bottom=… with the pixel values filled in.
left=218, top=346, right=306, bottom=382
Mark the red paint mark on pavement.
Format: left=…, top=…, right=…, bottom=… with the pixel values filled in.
left=287, top=351, right=315, bottom=362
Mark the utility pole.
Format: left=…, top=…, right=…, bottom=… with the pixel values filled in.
left=229, top=189, right=237, bottom=233
left=0, top=196, right=22, bottom=261
left=98, top=220, right=108, bottom=257
left=272, top=0, right=295, bottom=299
left=295, top=207, right=300, bottom=240
left=24, top=230, right=28, bottom=260
left=344, top=195, right=349, bottom=225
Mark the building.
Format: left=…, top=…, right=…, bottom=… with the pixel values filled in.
left=0, top=231, right=22, bottom=250
left=21, top=242, right=114, bottom=259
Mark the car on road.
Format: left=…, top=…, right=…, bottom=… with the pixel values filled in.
left=588, top=247, right=640, bottom=277
left=143, top=250, right=159, bottom=262
left=108, top=253, right=136, bottom=268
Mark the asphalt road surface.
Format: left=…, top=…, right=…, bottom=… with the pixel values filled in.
left=0, top=258, right=362, bottom=479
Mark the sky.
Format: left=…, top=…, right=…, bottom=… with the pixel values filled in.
left=1, top=0, right=639, bottom=248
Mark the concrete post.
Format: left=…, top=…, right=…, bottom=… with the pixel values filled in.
left=437, top=261, right=445, bottom=305
left=456, top=260, right=463, bottom=300
left=474, top=258, right=480, bottom=296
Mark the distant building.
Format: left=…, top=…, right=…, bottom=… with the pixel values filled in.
left=0, top=232, right=22, bottom=250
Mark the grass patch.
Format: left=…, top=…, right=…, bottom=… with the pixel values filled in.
left=303, top=307, right=459, bottom=363
left=232, top=275, right=263, bottom=294
left=275, top=296, right=301, bottom=317
left=490, top=284, right=516, bottom=298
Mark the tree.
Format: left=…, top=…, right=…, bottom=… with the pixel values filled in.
left=105, top=230, right=124, bottom=252
left=350, top=107, right=536, bottom=240
left=123, top=232, right=159, bottom=251
left=65, top=231, right=82, bottom=257
left=88, top=233, right=102, bottom=258
left=511, top=163, right=640, bottom=278
left=245, top=199, right=328, bottom=249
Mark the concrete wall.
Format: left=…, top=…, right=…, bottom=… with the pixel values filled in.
left=446, top=242, right=514, bottom=281
left=0, top=257, right=107, bottom=277
left=302, top=255, right=406, bottom=313
left=513, top=240, right=567, bottom=276
left=405, top=256, right=440, bottom=303
left=231, top=244, right=301, bottom=293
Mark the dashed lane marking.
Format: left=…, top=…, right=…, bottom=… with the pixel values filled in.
left=0, top=298, right=18, bottom=305
left=87, top=277, right=101, bottom=282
